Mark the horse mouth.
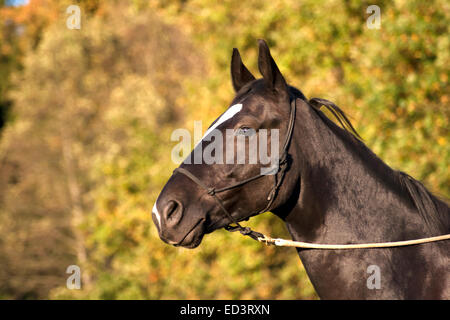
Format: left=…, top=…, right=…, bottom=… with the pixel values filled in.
left=172, top=218, right=206, bottom=249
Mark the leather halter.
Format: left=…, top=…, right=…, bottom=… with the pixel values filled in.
left=171, top=98, right=450, bottom=249
left=173, top=98, right=297, bottom=241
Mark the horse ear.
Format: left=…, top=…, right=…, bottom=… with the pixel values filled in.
left=231, top=48, right=255, bottom=92
left=257, top=39, right=287, bottom=94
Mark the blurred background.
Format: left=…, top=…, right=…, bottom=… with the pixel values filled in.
left=0, top=0, right=448, bottom=299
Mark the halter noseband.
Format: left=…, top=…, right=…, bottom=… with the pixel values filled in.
left=173, top=98, right=297, bottom=241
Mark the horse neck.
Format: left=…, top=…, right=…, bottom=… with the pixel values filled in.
left=274, top=99, right=449, bottom=299
left=281, top=101, right=434, bottom=245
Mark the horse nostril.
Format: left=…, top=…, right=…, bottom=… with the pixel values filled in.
left=163, top=200, right=183, bottom=226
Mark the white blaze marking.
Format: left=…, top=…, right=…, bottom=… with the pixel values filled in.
left=152, top=202, right=161, bottom=228
left=194, top=103, right=243, bottom=148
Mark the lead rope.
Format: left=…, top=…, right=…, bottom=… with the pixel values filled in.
left=257, top=234, right=450, bottom=249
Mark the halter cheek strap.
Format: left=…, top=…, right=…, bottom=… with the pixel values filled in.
left=173, top=98, right=297, bottom=241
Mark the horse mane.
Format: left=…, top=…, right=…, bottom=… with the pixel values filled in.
left=290, top=88, right=449, bottom=234
left=397, top=171, right=449, bottom=233
left=308, top=97, right=362, bottom=140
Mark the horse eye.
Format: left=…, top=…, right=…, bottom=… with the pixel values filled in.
left=235, top=127, right=255, bottom=136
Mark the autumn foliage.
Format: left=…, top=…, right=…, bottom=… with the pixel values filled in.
left=0, top=0, right=448, bottom=299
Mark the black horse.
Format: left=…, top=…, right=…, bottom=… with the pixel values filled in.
left=152, top=40, right=449, bottom=299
